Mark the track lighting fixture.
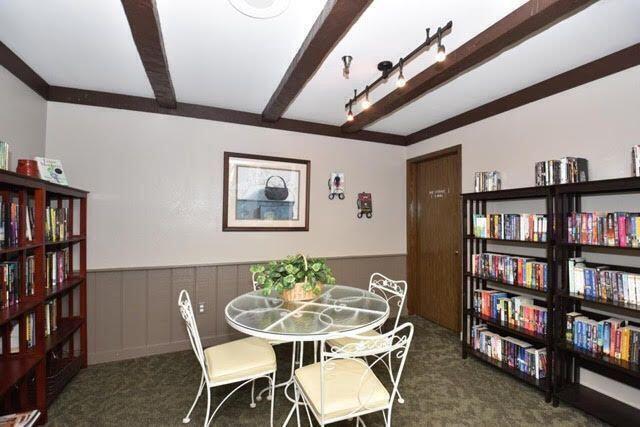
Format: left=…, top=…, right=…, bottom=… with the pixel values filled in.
left=342, top=55, right=353, bottom=79
left=396, top=58, right=406, bottom=88
left=344, top=20, right=452, bottom=117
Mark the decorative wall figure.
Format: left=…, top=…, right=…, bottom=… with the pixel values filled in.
left=328, top=172, right=345, bottom=200
left=357, top=192, right=372, bottom=219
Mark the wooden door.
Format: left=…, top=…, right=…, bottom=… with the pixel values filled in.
left=407, top=146, right=461, bottom=332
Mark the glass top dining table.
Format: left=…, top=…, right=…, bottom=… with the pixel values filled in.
left=225, top=285, right=390, bottom=342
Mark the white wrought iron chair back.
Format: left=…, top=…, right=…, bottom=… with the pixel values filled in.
left=178, top=290, right=209, bottom=383
left=369, top=273, right=407, bottom=331
left=313, top=322, right=414, bottom=426
left=252, top=271, right=260, bottom=291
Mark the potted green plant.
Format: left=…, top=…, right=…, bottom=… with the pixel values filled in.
left=250, top=254, right=336, bottom=301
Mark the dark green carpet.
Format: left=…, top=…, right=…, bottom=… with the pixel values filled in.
left=47, top=317, right=604, bottom=426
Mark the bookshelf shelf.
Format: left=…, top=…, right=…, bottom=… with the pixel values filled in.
left=0, top=300, right=41, bottom=327
left=560, top=293, right=640, bottom=318
left=561, top=242, right=640, bottom=252
left=45, top=317, right=84, bottom=352
left=464, top=273, right=548, bottom=299
left=464, top=235, right=549, bottom=247
left=556, top=384, right=640, bottom=426
left=44, top=235, right=86, bottom=246
left=558, top=343, right=640, bottom=380
left=44, top=276, right=85, bottom=301
left=0, top=169, right=88, bottom=424
left=0, top=355, right=43, bottom=396
left=465, top=346, right=544, bottom=389
left=467, top=310, right=547, bottom=344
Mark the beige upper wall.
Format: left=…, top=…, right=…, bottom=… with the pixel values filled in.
left=407, top=65, right=640, bottom=189
left=0, top=66, right=47, bottom=169
left=44, top=103, right=407, bottom=270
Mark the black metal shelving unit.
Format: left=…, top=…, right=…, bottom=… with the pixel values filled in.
left=554, top=177, right=640, bottom=426
left=461, top=185, right=556, bottom=403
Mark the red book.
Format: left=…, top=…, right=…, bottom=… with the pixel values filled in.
left=617, top=214, right=627, bottom=247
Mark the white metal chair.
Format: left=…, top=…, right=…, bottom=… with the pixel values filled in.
left=294, top=322, right=414, bottom=427
left=178, top=290, right=277, bottom=426
left=326, top=273, right=408, bottom=403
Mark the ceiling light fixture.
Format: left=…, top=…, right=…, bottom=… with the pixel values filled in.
left=360, top=86, right=371, bottom=110
left=396, top=58, right=406, bottom=88
left=435, top=31, right=447, bottom=62
left=346, top=101, right=354, bottom=121
left=344, top=20, right=452, bottom=117
left=228, top=0, right=290, bottom=19
left=342, top=55, right=353, bottom=79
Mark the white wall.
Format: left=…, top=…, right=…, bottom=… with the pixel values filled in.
left=407, top=65, right=640, bottom=408
left=44, top=102, right=406, bottom=270
left=0, top=66, right=47, bottom=169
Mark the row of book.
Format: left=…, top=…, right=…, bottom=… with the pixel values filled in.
left=0, top=201, right=20, bottom=247
left=474, top=171, right=501, bottom=192
left=0, top=261, right=19, bottom=309
left=471, top=253, right=548, bottom=291
left=566, top=313, right=640, bottom=363
left=472, top=213, right=548, bottom=242
left=568, top=258, right=640, bottom=306
left=471, top=324, right=547, bottom=379
left=45, top=207, right=69, bottom=242
left=25, top=255, right=35, bottom=296
left=534, top=157, right=588, bottom=186
left=46, top=248, right=70, bottom=288
left=0, top=315, right=37, bottom=354
left=44, top=299, right=58, bottom=337
left=566, top=212, right=640, bottom=248
left=473, top=290, right=548, bottom=335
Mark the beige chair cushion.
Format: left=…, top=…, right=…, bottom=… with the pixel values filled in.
left=326, top=329, right=380, bottom=349
left=204, top=337, right=276, bottom=384
left=295, top=359, right=390, bottom=420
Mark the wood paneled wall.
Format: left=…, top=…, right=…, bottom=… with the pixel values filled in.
left=86, top=255, right=406, bottom=365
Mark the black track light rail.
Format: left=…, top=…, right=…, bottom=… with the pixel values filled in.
left=345, top=20, right=453, bottom=109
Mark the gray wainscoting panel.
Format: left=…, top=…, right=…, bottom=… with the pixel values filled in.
left=87, top=254, right=406, bottom=365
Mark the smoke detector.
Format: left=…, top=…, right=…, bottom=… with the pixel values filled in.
left=228, top=0, right=290, bottom=19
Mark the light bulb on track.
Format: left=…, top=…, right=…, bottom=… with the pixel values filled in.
left=396, top=59, right=406, bottom=88
left=346, top=103, right=354, bottom=121
left=436, top=44, right=446, bottom=62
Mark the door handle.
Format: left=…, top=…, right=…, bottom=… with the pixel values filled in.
left=455, top=250, right=459, bottom=255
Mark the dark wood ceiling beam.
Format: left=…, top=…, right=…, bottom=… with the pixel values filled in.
left=261, top=0, right=372, bottom=122
left=407, top=43, right=640, bottom=144
left=341, top=0, right=596, bottom=132
left=0, top=41, right=49, bottom=99
left=121, top=0, right=176, bottom=108
left=47, top=86, right=407, bottom=146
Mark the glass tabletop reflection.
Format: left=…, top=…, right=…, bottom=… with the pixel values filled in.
left=225, top=285, right=389, bottom=341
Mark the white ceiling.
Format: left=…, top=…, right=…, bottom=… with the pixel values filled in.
left=0, top=0, right=153, bottom=97
left=0, top=0, right=639, bottom=137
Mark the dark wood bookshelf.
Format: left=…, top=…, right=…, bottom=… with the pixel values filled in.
left=560, top=293, right=640, bottom=318
left=467, top=310, right=547, bottom=344
left=0, top=169, right=88, bottom=424
left=465, top=346, right=544, bottom=389
left=561, top=242, right=640, bottom=252
left=461, top=186, right=554, bottom=403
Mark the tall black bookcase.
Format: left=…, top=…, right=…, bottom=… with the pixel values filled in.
left=461, top=177, right=640, bottom=426
left=461, top=185, right=556, bottom=403
left=554, top=177, right=640, bottom=426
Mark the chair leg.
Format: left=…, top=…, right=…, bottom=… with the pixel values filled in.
left=387, top=352, right=404, bottom=403
left=313, top=341, right=318, bottom=363
left=294, top=383, right=301, bottom=427
left=204, top=387, right=212, bottom=427
left=183, top=373, right=205, bottom=423
left=250, top=380, right=257, bottom=408
left=269, top=372, right=276, bottom=427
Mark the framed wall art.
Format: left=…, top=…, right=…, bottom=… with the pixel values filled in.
left=223, top=152, right=310, bottom=231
